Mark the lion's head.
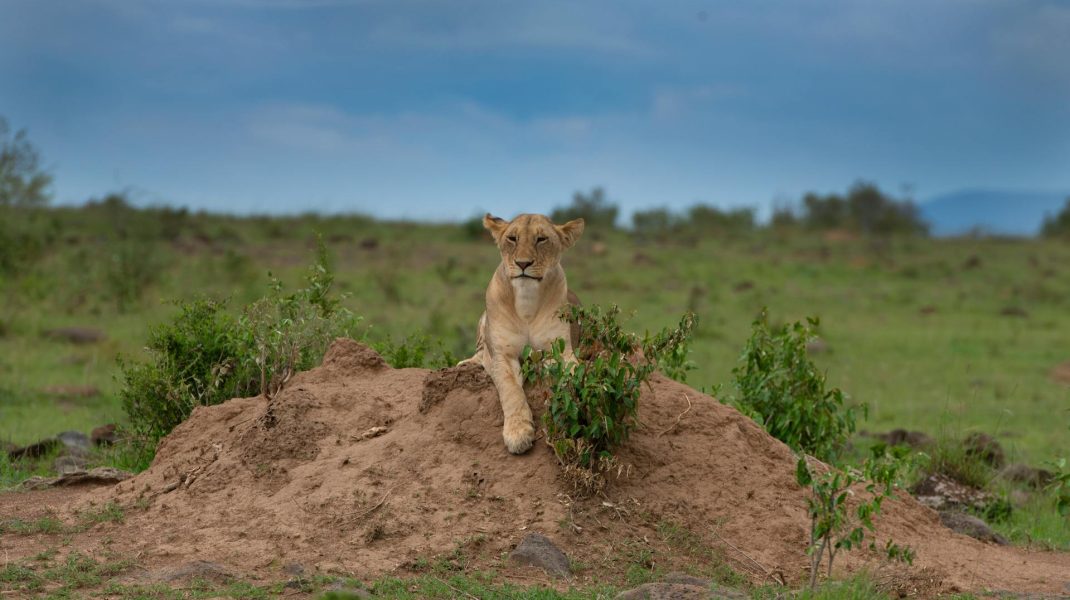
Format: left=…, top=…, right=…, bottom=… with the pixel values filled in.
left=482, top=213, right=584, bottom=281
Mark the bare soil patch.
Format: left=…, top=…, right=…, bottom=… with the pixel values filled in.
left=3, top=339, right=1069, bottom=596
left=1051, top=360, right=1070, bottom=386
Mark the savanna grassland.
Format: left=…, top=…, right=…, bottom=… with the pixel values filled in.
left=2, top=201, right=1068, bottom=466
left=3, top=199, right=1070, bottom=600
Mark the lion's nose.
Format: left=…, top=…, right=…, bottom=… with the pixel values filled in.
left=515, top=260, right=533, bottom=270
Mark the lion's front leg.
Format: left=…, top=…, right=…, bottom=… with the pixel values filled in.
left=488, top=356, right=535, bottom=454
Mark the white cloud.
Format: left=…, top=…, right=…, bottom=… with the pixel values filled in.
left=652, top=84, right=748, bottom=120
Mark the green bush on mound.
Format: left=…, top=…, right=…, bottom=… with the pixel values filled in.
left=729, top=309, right=862, bottom=462
left=522, top=304, right=695, bottom=493
left=119, top=239, right=359, bottom=446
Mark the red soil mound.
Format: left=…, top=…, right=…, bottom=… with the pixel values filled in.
left=48, top=340, right=1065, bottom=594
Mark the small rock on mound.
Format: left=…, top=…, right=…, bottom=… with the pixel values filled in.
left=509, top=533, right=571, bottom=578
left=939, top=511, right=1008, bottom=546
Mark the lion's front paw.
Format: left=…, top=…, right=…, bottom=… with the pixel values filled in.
left=503, top=418, right=535, bottom=454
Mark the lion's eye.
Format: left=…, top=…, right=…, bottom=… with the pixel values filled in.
left=536, top=236, right=548, bottom=244
left=506, top=235, right=517, bottom=243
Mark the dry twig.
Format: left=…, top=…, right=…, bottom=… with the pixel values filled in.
left=657, top=394, right=693, bottom=437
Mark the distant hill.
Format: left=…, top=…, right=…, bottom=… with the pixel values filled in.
left=921, top=190, right=1069, bottom=237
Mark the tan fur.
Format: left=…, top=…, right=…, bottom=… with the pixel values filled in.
left=460, top=213, right=584, bottom=454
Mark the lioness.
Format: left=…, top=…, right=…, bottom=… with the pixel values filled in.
left=460, top=213, right=584, bottom=454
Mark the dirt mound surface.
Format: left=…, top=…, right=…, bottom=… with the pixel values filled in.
left=14, top=339, right=1067, bottom=595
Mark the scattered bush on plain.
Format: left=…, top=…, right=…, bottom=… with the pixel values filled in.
left=1041, top=198, right=1070, bottom=239
left=729, top=309, right=863, bottom=462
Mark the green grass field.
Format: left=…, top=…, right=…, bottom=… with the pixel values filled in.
left=1, top=205, right=1069, bottom=598
left=2, top=209, right=1068, bottom=467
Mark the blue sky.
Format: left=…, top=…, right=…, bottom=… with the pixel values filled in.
left=1, top=0, right=1068, bottom=221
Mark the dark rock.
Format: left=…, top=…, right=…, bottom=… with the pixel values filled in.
left=632, top=252, right=655, bottom=266
left=54, top=454, right=89, bottom=475
left=21, top=467, right=132, bottom=490
left=509, top=533, right=571, bottom=578
left=7, top=438, right=60, bottom=460
left=282, top=563, right=305, bottom=577
left=57, top=431, right=91, bottom=450
left=43, top=385, right=100, bottom=399
left=869, top=428, right=933, bottom=449
left=42, top=327, right=107, bottom=345
left=911, top=473, right=993, bottom=512
left=91, top=424, right=118, bottom=447
left=1000, top=464, right=1054, bottom=489
left=144, top=560, right=234, bottom=584
left=939, top=511, right=1008, bottom=545
left=964, top=432, right=1005, bottom=468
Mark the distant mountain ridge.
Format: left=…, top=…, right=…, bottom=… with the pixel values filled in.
left=920, top=190, right=1069, bottom=236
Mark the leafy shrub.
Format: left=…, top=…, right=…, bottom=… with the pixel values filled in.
left=522, top=305, right=696, bottom=493
left=795, top=445, right=915, bottom=588
left=729, top=310, right=862, bottom=462
left=1047, top=457, right=1070, bottom=516
left=119, top=239, right=358, bottom=445
left=371, top=332, right=455, bottom=369
left=240, top=271, right=359, bottom=400
left=119, top=297, right=249, bottom=442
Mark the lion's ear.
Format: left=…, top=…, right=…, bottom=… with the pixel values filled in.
left=556, top=218, right=585, bottom=248
left=483, top=213, right=508, bottom=241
